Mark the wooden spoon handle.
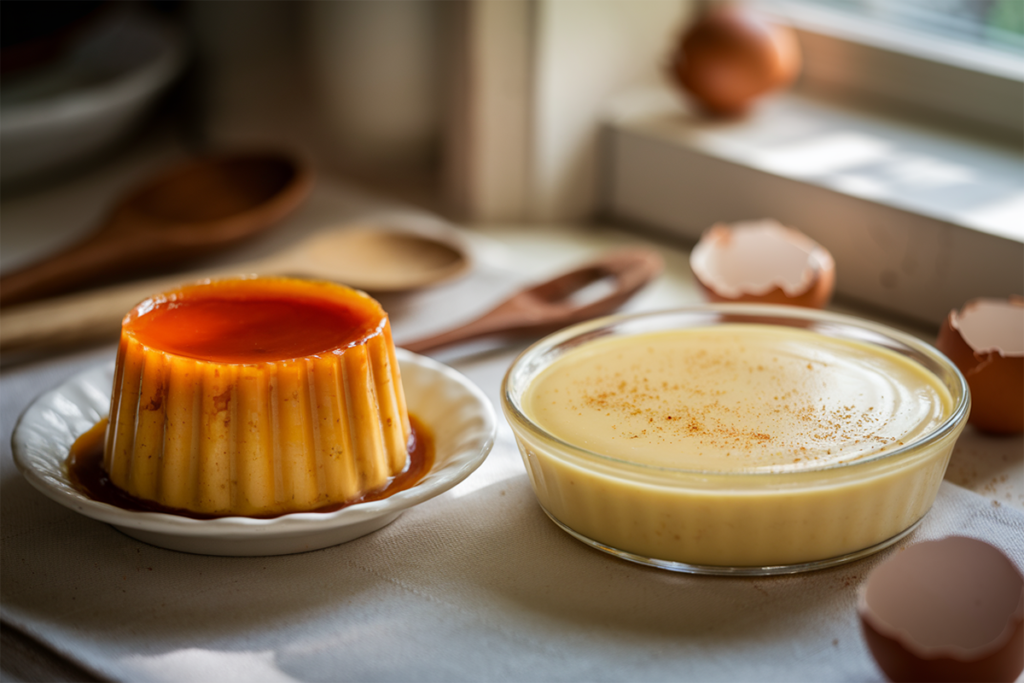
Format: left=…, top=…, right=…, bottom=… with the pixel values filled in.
left=0, top=235, right=146, bottom=308
left=402, top=248, right=663, bottom=354
left=400, top=315, right=518, bottom=355
left=0, top=258, right=273, bottom=354
left=0, top=274, right=189, bottom=353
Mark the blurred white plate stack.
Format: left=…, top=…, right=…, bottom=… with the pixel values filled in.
left=0, top=8, right=186, bottom=185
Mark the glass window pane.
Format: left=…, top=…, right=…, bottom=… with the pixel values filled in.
left=797, top=0, right=1024, bottom=55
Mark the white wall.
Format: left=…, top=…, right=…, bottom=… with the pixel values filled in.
left=186, top=0, right=692, bottom=224
left=189, top=1, right=442, bottom=180
left=188, top=1, right=313, bottom=152
left=529, top=0, right=690, bottom=222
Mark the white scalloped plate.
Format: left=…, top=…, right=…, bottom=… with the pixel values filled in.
left=12, top=350, right=496, bottom=556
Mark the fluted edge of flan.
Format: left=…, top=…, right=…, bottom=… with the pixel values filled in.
left=104, top=320, right=411, bottom=516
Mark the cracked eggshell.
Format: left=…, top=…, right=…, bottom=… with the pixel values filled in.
left=936, top=297, right=1024, bottom=435
left=858, top=536, right=1024, bottom=683
left=689, top=220, right=835, bottom=308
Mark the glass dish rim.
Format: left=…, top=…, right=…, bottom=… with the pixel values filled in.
left=501, top=303, right=970, bottom=478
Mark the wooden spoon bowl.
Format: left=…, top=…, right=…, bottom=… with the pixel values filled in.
left=0, top=151, right=312, bottom=307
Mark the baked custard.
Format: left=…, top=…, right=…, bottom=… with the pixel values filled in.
left=102, top=277, right=412, bottom=517
left=522, top=325, right=951, bottom=473
left=503, top=308, right=969, bottom=572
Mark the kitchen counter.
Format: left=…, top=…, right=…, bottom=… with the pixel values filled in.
left=2, top=152, right=1021, bottom=682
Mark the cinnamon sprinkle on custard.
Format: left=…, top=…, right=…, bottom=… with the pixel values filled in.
left=523, top=325, right=951, bottom=473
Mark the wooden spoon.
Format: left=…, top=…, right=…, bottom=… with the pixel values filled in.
left=401, top=248, right=663, bottom=354
left=0, top=223, right=470, bottom=355
left=0, top=151, right=312, bottom=308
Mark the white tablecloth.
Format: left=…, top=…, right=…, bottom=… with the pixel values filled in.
left=3, top=350, right=1023, bottom=682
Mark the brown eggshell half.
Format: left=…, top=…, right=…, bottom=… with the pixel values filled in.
left=936, top=297, right=1024, bottom=434
left=689, top=220, right=835, bottom=308
left=859, top=536, right=1024, bottom=683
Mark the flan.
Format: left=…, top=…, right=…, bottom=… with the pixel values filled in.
left=104, top=277, right=411, bottom=517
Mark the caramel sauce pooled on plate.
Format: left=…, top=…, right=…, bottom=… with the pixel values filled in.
left=67, top=414, right=434, bottom=520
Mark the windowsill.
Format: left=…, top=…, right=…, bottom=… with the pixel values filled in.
left=600, top=84, right=1024, bottom=327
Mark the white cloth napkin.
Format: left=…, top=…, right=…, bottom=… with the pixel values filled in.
left=3, top=269, right=1022, bottom=683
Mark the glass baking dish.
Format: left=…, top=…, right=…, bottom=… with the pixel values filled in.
left=502, top=305, right=970, bottom=575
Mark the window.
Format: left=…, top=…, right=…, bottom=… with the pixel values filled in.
left=799, top=0, right=1024, bottom=54
left=762, top=0, right=1024, bottom=139
left=602, top=1, right=1023, bottom=326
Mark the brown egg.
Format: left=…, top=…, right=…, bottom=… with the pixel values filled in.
left=689, top=219, right=835, bottom=308
left=668, top=4, right=801, bottom=117
left=858, top=536, right=1024, bottom=682
left=936, top=297, right=1024, bottom=435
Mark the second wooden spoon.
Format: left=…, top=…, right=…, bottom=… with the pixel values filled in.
left=401, top=248, right=663, bottom=354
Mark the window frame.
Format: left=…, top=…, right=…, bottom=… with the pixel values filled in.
left=763, top=1, right=1024, bottom=141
